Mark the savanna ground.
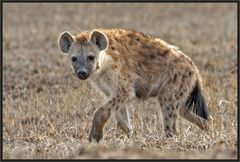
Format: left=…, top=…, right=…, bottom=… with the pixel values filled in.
left=2, top=3, right=238, bottom=159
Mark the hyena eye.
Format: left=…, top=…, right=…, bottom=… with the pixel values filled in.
left=88, top=55, right=95, bottom=61
left=72, top=56, right=77, bottom=62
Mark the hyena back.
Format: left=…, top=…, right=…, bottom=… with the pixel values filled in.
left=58, top=28, right=212, bottom=142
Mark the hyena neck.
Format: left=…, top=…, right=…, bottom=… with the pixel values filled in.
left=97, top=51, right=108, bottom=70
left=90, top=51, right=111, bottom=80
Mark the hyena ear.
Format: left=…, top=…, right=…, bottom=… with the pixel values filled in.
left=58, top=31, right=74, bottom=54
left=90, top=31, right=108, bottom=51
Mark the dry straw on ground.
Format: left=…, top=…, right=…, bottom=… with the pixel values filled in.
left=3, top=3, right=238, bottom=159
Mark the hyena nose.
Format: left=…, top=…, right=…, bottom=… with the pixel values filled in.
left=78, top=71, right=87, bottom=78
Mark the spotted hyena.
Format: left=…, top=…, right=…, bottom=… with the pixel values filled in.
left=58, top=28, right=212, bottom=142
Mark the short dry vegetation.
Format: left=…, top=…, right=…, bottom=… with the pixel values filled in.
left=2, top=3, right=238, bottom=159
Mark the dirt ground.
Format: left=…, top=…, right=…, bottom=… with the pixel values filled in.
left=2, top=3, right=238, bottom=159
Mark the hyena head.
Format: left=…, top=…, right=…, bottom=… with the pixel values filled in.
left=58, top=30, right=108, bottom=80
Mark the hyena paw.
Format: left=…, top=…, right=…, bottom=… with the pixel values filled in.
left=88, top=130, right=103, bottom=143
left=165, top=131, right=174, bottom=138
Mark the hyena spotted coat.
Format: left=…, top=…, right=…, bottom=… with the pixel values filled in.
left=58, top=28, right=212, bottom=142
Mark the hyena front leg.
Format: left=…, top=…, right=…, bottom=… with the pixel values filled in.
left=159, top=98, right=179, bottom=138
left=115, top=106, right=133, bottom=138
left=93, top=78, right=133, bottom=138
left=88, top=85, right=131, bottom=142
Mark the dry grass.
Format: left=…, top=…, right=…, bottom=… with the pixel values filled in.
left=2, top=3, right=238, bottom=159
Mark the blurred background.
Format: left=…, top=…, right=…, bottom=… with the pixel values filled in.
left=3, top=3, right=238, bottom=159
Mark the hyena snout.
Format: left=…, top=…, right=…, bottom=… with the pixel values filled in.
left=76, top=68, right=89, bottom=80
left=77, top=70, right=87, bottom=78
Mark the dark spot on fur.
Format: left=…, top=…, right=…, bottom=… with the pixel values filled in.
left=136, top=37, right=140, bottom=41
left=111, top=97, right=117, bottom=103
left=180, top=84, right=183, bottom=90
left=127, top=33, right=131, bottom=37
left=169, top=113, right=172, bottom=118
left=165, top=117, right=168, bottom=121
left=176, top=104, right=180, bottom=109
left=168, top=79, right=172, bottom=83
left=179, top=92, right=183, bottom=97
left=189, top=71, right=192, bottom=77
left=161, top=49, right=170, bottom=56
left=112, top=65, right=117, bottom=69
left=173, top=74, right=177, bottom=82
left=111, top=47, right=115, bottom=50
left=166, top=125, right=169, bottom=130
left=173, top=114, right=177, bottom=118
left=167, top=107, right=170, bottom=111
left=150, top=54, right=155, bottom=59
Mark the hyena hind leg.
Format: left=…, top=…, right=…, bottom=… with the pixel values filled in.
left=115, top=106, right=133, bottom=138
left=159, top=100, right=179, bottom=138
left=179, top=106, right=211, bottom=131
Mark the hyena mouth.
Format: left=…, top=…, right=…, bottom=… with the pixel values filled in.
left=76, top=74, right=89, bottom=80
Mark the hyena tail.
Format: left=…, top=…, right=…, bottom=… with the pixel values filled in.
left=186, top=80, right=209, bottom=120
